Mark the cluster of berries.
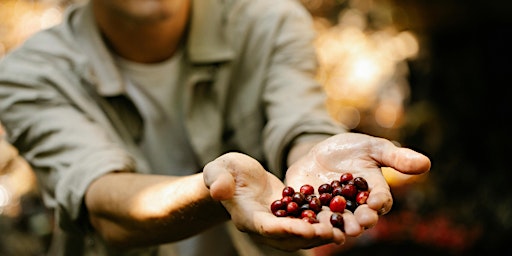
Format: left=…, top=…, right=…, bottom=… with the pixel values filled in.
left=270, top=172, right=369, bottom=231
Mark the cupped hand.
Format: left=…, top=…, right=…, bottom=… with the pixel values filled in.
left=285, top=132, right=431, bottom=236
left=203, top=152, right=346, bottom=251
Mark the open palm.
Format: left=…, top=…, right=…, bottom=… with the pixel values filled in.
left=203, top=152, right=345, bottom=251
left=285, top=133, right=431, bottom=236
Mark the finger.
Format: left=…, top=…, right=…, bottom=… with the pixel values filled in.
left=203, top=158, right=236, bottom=201
left=373, top=138, right=431, bottom=175
left=366, top=187, right=393, bottom=215
left=316, top=210, right=345, bottom=245
left=341, top=212, right=363, bottom=237
left=209, top=171, right=236, bottom=201
left=358, top=168, right=393, bottom=214
left=353, top=204, right=378, bottom=229
left=254, top=213, right=344, bottom=250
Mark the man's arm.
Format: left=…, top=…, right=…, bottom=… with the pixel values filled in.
left=85, top=172, right=230, bottom=249
left=286, top=135, right=330, bottom=167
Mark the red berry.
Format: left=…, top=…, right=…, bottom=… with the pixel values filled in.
left=329, top=195, right=347, bottom=213
left=309, top=196, right=323, bottom=212
left=318, top=183, right=333, bottom=194
left=281, top=196, right=293, bottom=205
left=353, top=177, right=369, bottom=191
left=274, top=209, right=288, bottom=217
left=300, top=184, right=315, bottom=196
left=286, top=201, right=300, bottom=216
left=332, top=186, right=343, bottom=196
left=270, top=199, right=285, bottom=212
left=330, top=180, right=341, bottom=188
left=340, top=184, right=357, bottom=199
left=355, top=191, right=369, bottom=204
left=319, top=193, right=333, bottom=206
left=301, top=209, right=317, bottom=219
left=305, top=194, right=317, bottom=203
left=300, top=203, right=310, bottom=211
left=302, top=216, right=319, bottom=224
left=345, top=199, right=357, bottom=212
left=282, top=186, right=295, bottom=197
left=330, top=212, right=345, bottom=231
left=271, top=174, right=369, bottom=221
left=292, top=192, right=306, bottom=205
left=340, top=172, right=353, bottom=184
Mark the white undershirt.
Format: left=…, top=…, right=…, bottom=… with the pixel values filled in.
left=115, top=49, right=200, bottom=176
left=114, top=51, right=236, bottom=256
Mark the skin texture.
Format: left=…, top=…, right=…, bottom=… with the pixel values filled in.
left=85, top=172, right=230, bottom=248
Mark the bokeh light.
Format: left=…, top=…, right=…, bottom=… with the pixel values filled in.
left=0, top=0, right=64, bottom=58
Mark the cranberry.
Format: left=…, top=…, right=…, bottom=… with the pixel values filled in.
left=300, top=203, right=310, bottom=211
left=302, top=216, right=319, bottom=224
left=301, top=209, right=320, bottom=223
left=305, top=194, right=316, bottom=203
left=274, top=209, right=288, bottom=217
left=355, top=191, right=369, bottom=204
left=270, top=199, right=285, bottom=212
left=301, top=209, right=317, bottom=219
left=353, top=177, right=369, bottom=191
left=330, top=180, right=341, bottom=188
left=339, top=172, right=353, bottom=184
left=281, top=196, right=293, bottom=205
left=332, top=186, right=343, bottom=196
left=319, top=193, right=333, bottom=206
left=340, top=184, right=357, bottom=199
left=345, top=199, right=357, bottom=212
left=329, top=195, right=347, bottom=213
left=292, top=192, right=306, bottom=205
left=318, top=183, right=332, bottom=194
left=287, top=201, right=300, bottom=216
left=308, top=196, right=323, bottom=212
left=271, top=174, right=371, bottom=222
left=300, top=184, right=315, bottom=196
left=330, top=212, right=345, bottom=231
left=282, top=186, right=295, bottom=197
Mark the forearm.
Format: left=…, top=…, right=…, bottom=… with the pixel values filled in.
left=287, top=134, right=331, bottom=167
left=85, top=172, right=229, bottom=248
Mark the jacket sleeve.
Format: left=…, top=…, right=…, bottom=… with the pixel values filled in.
left=257, top=1, right=348, bottom=175
left=0, top=51, right=139, bottom=233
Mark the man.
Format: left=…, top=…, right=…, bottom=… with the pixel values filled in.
left=0, top=0, right=431, bottom=255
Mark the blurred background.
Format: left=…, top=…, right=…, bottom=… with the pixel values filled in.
left=0, top=0, right=511, bottom=255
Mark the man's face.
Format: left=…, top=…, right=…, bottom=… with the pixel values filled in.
left=92, top=0, right=188, bottom=24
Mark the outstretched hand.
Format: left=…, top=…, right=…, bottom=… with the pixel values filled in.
left=285, top=132, right=431, bottom=236
left=203, top=152, right=345, bottom=251
left=202, top=133, right=430, bottom=251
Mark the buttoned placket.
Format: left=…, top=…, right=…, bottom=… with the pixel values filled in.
left=183, top=64, right=227, bottom=167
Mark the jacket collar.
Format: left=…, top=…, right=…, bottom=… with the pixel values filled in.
left=74, top=0, right=234, bottom=96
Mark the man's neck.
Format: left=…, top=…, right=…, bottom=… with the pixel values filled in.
left=94, top=2, right=191, bottom=64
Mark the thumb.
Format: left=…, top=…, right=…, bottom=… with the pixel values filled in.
left=203, top=157, right=236, bottom=201
left=376, top=138, right=431, bottom=175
